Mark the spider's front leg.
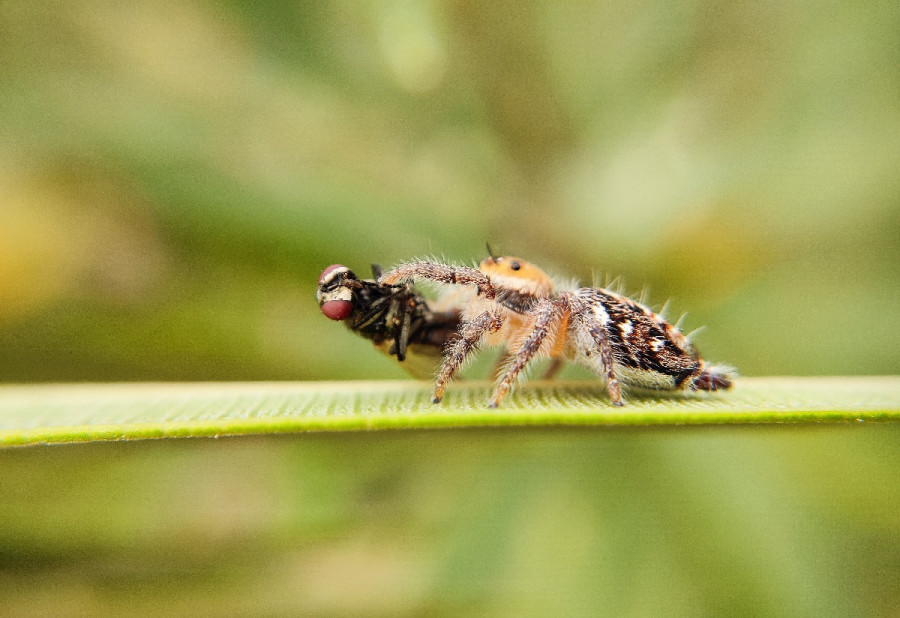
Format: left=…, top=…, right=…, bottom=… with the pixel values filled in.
left=379, top=261, right=496, bottom=299
left=433, top=309, right=503, bottom=403
left=489, top=298, right=564, bottom=408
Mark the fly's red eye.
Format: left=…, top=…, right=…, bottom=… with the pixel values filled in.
left=321, top=299, right=353, bottom=320
left=319, top=264, right=346, bottom=284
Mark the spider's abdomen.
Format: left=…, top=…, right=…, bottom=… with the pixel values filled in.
left=571, top=288, right=702, bottom=391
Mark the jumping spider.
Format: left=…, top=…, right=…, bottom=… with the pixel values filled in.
left=317, top=263, right=461, bottom=379
left=379, top=254, right=733, bottom=407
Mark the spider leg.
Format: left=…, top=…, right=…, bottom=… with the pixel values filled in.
left=489, top=349, right=563, bottom=381
left=563, top=293, right=624, bottom=406
left=379, top=262, right=495, bottom=299
left=489, top=298, right=562, bottom=408
left=433, top=309, right=503, bottom=403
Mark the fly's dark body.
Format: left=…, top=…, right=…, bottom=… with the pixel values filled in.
left=317, top=264, right=460, bottom=377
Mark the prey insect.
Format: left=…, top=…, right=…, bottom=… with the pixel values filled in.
left=379, top=254, right=733, bottom=407
left=317, top=263, right=461, bottom=378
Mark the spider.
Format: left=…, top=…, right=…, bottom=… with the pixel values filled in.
left=317, top=263, right=461, bottom=378
left=379, top=254, right=733, bottom=407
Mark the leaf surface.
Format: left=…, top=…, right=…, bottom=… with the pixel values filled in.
left=1, top=377, right=898, bottom=446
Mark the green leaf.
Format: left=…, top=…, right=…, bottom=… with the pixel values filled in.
left=1, top=377, right=898, bottom=446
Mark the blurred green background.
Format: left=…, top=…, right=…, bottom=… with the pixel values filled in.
left=1, top=0, right=897, bottom=381
left=1, top=1, right=898, bottom=615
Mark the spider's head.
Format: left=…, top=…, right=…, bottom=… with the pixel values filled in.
left=479, top=255, right=555, bottom=295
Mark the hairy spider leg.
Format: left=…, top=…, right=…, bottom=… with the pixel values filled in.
left=380, top=261, right=502, bottom=401
left=564, top=292, right=624, bottom=406
left=433, top=310, right=503, bottom=403
left=490, top=352, right=566, bottom=381
left=489, top=298, right=564, bottom=408
left=380, top=262, right=496, bottom=299
left=491, top=352, right=564, bottom=381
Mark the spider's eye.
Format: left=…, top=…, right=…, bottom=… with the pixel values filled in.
left=510, top=261, right=521, bottom=271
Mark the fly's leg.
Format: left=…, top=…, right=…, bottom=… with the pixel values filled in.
left=489, top=299, right=562, bottom=408
left=379, top=262, right=495, bottom=299
left=395, top=298, right=413, bottom=361
left=433, top=310, right=502, bottom=403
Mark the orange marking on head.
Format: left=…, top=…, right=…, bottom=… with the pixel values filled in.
left=479, top=256, right=554, bottom=295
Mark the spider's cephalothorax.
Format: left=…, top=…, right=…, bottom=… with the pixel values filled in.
left=317, top=264, right=461, bottom=378
left=379, top=255, right=733, bottom=407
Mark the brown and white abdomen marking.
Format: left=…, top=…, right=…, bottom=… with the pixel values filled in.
left=568, top=288, right=702, bottom=391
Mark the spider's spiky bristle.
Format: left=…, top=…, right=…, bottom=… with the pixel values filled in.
left=658, top=299, right=671, bottom=319
left=684, top=325, right=706, bottom=341
left=637, top=286, right=649, bottom=305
